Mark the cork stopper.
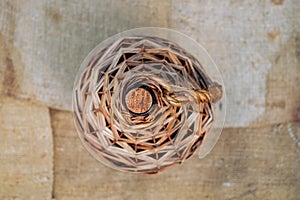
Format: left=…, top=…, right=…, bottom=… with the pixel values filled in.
left=125, top=87, right=153, bottom=115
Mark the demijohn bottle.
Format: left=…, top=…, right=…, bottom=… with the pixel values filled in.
left=73, top=28, right=225, bottom=174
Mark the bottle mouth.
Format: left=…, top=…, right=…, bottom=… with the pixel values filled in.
left=124, top=84, right=157, bottom=116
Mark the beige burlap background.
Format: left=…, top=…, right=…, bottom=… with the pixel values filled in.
left=0, top=0, right=299, bottom=199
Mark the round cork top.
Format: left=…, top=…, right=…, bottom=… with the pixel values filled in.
left=125, top=87, right=153, bottom=115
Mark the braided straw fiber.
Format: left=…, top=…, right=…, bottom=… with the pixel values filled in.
left=73, top=36, right=221, bottom=174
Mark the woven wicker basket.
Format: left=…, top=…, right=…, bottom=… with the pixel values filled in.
left=73, top=33, right=222, bottom=174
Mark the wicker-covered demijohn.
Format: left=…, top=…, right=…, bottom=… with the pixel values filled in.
left=73, top=36, right=222, bottom=174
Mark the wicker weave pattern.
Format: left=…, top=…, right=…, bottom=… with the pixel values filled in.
left=73, top=36, right=215, bottom=173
